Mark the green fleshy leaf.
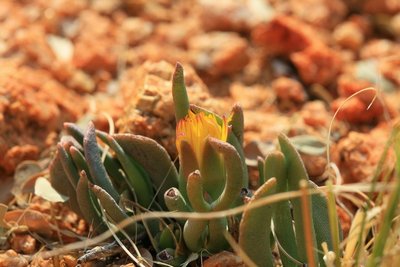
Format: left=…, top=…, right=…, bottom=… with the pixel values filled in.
left=264, top=151, right=300, bottom=266
left=173, top=62, right=190, bottom=122
left=49, top=150, right=81, bottom=215
left=201, top=139, right=225, bottom=200
left=97, top=132, right=154, bottom=208
left=164, top=187, right=191, bottom=213
left=206, top=218, right=229, bottom=252
left=239, top=178, right=277, bottom=267
left=76, top=171, right=107, bottom=234
left=227, top=132, right=248, bottom=187
left=229, top=104, right=244, bottom=145
left=69, top=146, right=93, bottom=182
left=278, top=133, right=318, bottom=265
left=186, top=171, right=211, bottom=212
left=310, top=181, right=341, bottom=266
left=257, top=156, right=265, bottom=185
left=178, top=140, right=199, bottom=201
left=65, top=122, right=126, bottom=187
left=183, top=219, right=207, bottom=252
left=57, top=143, right=80, bottom=188
left=90, top=183, right=143, bottom=237
left=113, top=134, right=179, bottom=208
left=208, top=137, right=245, bottom=211
left=84, top=122, right=119, bottom=201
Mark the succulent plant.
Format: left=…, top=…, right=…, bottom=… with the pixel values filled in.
left=168, top=63, right=342, bottom=266
left=49, top=120, right=179, bottom=245
left=163, top=63, right=248, bottom=255
left=50, top=62, right=343, bottom=267
left=238, top=133, right=343, bottom=267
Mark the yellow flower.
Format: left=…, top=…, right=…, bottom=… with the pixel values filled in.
left=176, top=110, right=228, bottom=163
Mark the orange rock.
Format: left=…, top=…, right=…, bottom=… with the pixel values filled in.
left=198, top=0, right=274, bottom=32
left=72, top=11, right=118, bottom=73
left=4, top=209, right=53, bottom=237
left=272, top=77, right=307, bottom=104
left=331, top=97, right=383, bottom=124
left=360, top=39, right=400, bottom=59
left=337, top=75, right=375, bottom=100
left=188, top=32, right=249, bottom=76
left=10, top=234, right=36, bottom=254
left=333, top=21, right=365, bottom=51
left=0, top=250, right=28, bottom=267
left=1, top=145, right=39, bottom=175
left=379, top=56, right=400, bottom=86
left=362, top=0, right=400, bottom=14
left=203, top=251, right=245, bottom=267
left=253, top=15, right=342, bottom=85
left=301, top=101, right=330, bottom=128
left=0, top=62, right=85, bottom=176
left=230, top=83, right=272, bottom=110
left=252, top=15, right=316, bottom=54
left=287, top=0, right=347, bottom=29
left=300, top=153, right=328, bottom=183
left=331, top=126, right=394, bottom=183
left=331, top=75, right=385, bottom=123
left=291, top=44, right=342, bottom=85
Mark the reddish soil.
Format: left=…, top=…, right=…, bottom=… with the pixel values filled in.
left=1, top=0, right=399, bottom=265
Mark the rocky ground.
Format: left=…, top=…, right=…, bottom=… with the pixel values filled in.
left=0, top=0, right=399, bottom=266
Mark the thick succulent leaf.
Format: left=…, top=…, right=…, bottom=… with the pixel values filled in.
left=206, top=218, right=229, bottom=253
left=49, top=150, right=81, bottom=216
left=97, top=131, right=154, bottom=208
left=278, top=133, right=317, bottom=264
left=64, top=122, right=126, bottom=186
left=76, top=171, right=107, bottom=234
left=208, top=137, right=245, bottom=211
left=64, top=122, right=85, bottom=145
left=57, top=143, right=80, bottom=188
left=84, top=122, right=119, bottom=201
left=172, top=62, right=190, bottom=122
left=239, top=178, right=277, bottom=267
left=257, top=156, right=265, bottom=185
left=90, top=183, right=143, bottom=237
left=69, top=146, right=92, bottom=182
left=113, top=134, right=179, bottom=207
left=201, top=140, right=225, bottom=200
left=264, top=151, right=299, bottom=266
left=309, top=181, right=341, bottom=266
left=164, top=187, right=191, bottom=213
left=227, top=132, right=248, bottom=187
left=158, top=224, right=177, bottom=250
left=229, top=104, right=244, bottom=145
left=178, top=140, right=199, bottom=201
left=183, top=219, right=207, bottom=252
left=186, top=171, right=210, bottom=212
